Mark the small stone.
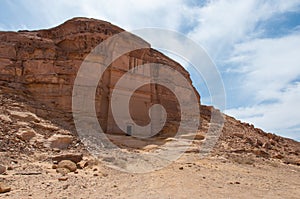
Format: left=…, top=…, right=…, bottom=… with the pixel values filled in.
left=233, top=133, right=244, bottom=138
left=93, top=173, right=98, bottom=177
left=0, top=114, right=12, bottom=123
left=63, top=184, right=69, bottom=190
left=7, top=166, right=13, bottom=171
left=252, top=149, right=270, bottom=158
left=0, top=165, right=6, bottom=174
left=0, top=182, right=11, bottom=194
left=58, top=176, right=68, bottom=181
left=235, top=181, right=240, bottom=184
left=52, top=164, right=58, bottom=169
left=179, top=167, right=184, bottom=170
left=194, top=134, right=205, bottom=140
left=45, top=134, right=73, bottom=150
left=273, top=153, right=284, bottom=159
left=56, top=168, right=70, bottom=175
left=16, top=128, right=36, bottom=141
left=263, top=142, right=272, bottom=150
left=77, top=160, right=88, bottom=169
left=57, top=160, right=77, bottom=172
left=52, top=148, right=61, bottom=153
left=52, top=153, right=83, bottom=163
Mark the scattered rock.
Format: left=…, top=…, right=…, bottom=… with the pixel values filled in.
left=179, top=133, right=205, bottom=140
left=246, top=137, right=255, bottom=145
left=57, top=160, right=77, bottom=172
left=77, top=160, right=88, bottom=169
left=46, top=134, right=73, bottom=149
left=255, top=139, right=263, bottom=147
left=77, top=160, right=89, bottom=169
left=16, top=128, right=36, bottom=141
left=58, top=176, right=68, bottom=181
left=233, top=133, right=244, bottom=139
left=143, top=144, right=158, bottom=151
left=272, top=153, right=284, bottom=159
left=0, top=114, right=12, bottom=123
left=56, top=168, right=70, bottom=175
left=8, top=110, right=40, bottom=122
left=0, top=182, right=11, bottom=194
left=252, top=149, right=270, bottom=158
left=194, top=134, right=205, bottom=140
left=179, top=167, right=184, bottom=170
left=263, top=142, right=272, bottom=150
left=52, top=153, right=83, bottom=163
left=102, top=157, right=115, bottom=163
left=52, top=148, right=61, bottom=153
left=63, top=184, right=69, bottom=190
left=0, top=165, right=6, bottom=174
left=33, top=122, right=59, bottom=131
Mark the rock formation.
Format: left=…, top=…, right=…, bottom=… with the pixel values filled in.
left=0, top=17, right=299, bottom=167
left=0, top=17, right=199, bottom=136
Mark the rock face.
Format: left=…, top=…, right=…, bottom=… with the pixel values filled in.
left=0, top=17, right=199, bottom=135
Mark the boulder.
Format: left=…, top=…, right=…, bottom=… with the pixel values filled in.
left=16, top=128, right=36, bottom=141
left=0, top=182, right=11, bottom=194
left=57, top=160, right=77, bottom=172
left=52, top=153, right=83, bottom=163
left=45, top=134, right=73, bottom=149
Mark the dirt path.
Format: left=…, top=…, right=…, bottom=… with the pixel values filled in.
left=1, top=153, right=299, bottom=199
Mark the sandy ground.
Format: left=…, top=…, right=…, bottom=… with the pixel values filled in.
left=1, top=152, right=299, bottom=199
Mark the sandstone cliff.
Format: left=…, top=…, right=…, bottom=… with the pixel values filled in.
left=0, top=17, right=198, bottom=135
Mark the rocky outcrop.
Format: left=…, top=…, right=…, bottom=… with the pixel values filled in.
left=200, top=105, right=300, bottom=166
left=0, top=17, right=299, bottom=166
left=0, top=17, right=199, bottom=135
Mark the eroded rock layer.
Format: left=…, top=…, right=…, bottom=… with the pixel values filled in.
left=0, top=17, right=199, bottom=135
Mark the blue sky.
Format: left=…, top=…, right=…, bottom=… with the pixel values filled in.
left=1, top=0, right=300, bottom=140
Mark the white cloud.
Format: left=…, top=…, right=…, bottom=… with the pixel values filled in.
left=229, top=33, right=300, bottom=100
left=225, top=32, right=300, bottom=139
left=226, top=82, right=300, bottom=139
left=186, top=0, right=300, bottom=61
left=15, top=0, right=187, bottom=31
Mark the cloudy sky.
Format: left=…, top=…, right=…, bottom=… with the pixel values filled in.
left=1, top=0, right=300, bottom=140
